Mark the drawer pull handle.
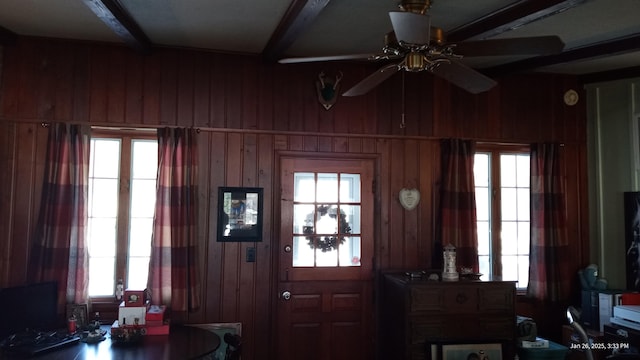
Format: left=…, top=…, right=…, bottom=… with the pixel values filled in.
left=456, top=293, right=468, bottom=303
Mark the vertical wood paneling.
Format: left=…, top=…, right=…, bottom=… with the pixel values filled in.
left=225, top=56, right=243, bottom=130
left=388, top=139, right=405, bottom=268
left=210, top=54, right=227, bottom=129
left=159, top=50, right=178, bottom=126
left=206, top=132, right=227, bottom=320
left=88, top=46, right=109, bottom=123
left=193, top=52, right=211, bottom=128
left=0, top=38, right=590, bottom=360
left=376, top=138, right=391, bottom=268
left=124, top=50, right=143, bottom=124
left=141, top=52, right=161, bottom=125
left=0, top=122, right=14, bottom=285
left=255, top=133, right=274, bottom=358
left=177, top=51, right=195, bottom=127
left=106, top=47, right=126, bottom=123
left=402, top=139, right=420, bottom=268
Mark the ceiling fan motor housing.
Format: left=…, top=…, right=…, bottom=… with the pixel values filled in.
left=398, top=0, right=432, bottom=14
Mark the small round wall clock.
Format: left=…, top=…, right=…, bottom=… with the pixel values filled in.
left=564, top=89, right=579, bottom=106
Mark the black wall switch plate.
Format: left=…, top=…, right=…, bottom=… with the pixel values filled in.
left=246, top=247, right=256, bottom=262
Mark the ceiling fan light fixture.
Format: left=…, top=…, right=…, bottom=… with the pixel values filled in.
left=404, top=52, right=426, bottom=72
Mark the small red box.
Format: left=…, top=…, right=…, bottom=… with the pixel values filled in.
left=621, top=293, right=640, bottom=305
left=124, top=289, right=145, bottom=307
left=145, top=305, right=166, bottom=321
left=145, top=324, right=170, bottom=335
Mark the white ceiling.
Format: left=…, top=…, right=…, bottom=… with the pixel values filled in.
left=0, top=0, right=639, bottom=79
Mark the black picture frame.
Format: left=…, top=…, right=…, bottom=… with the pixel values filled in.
left=217, top=187, right=263, bottom=242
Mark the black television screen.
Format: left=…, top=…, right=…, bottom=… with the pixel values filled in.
left=0, top=281, right=60, bottom=339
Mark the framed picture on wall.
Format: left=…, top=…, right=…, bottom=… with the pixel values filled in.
left=217, top=187, right=263, bottom=242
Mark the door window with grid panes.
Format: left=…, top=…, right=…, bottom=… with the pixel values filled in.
left=292, top=172, right=362, bottom=268
left=87, top=134, right=157, bottom=297
left=474, top=149, right=530, bottom=289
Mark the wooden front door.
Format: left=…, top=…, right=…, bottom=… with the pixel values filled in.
left=276, top=156, right=375, bottom=360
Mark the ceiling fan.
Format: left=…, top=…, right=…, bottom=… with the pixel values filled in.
left=279, top=0, right=565, bottom=96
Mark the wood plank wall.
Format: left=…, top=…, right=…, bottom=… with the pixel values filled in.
left=0, top=37, right=588, bottom=357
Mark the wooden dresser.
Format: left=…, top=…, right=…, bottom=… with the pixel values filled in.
left=379, top=272, right=516, bottom=359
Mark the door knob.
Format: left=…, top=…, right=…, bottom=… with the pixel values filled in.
left=281, top=291, right=291, bottom=300
left=284, top=245, right=292, bottom=253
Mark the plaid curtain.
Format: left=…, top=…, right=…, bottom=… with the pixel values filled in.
left=148, top=128, right=201, bottom=312
left=527, top=143, right=570, bottom=302
left=28, top=123, right=90, bottom=311
left=438, top=139, right=479, bottom=272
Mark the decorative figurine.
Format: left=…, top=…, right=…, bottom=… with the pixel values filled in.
left=442, top=243, right=459, bottom=281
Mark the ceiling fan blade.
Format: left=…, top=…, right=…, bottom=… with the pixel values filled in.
left=278, top=54, right=374, bottom=64
left=389, top=11, right=431, bottom=45
left=431, top=60, right=497, bottom=94
left=455, top=35, right=565, bottom=57
left=342, top=64, right=399, bottom=96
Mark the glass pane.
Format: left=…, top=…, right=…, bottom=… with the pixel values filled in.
left=475, top=186, right=489, bottom=221
left=477, top=221, right=490, bottom=255
left=90, top=139, right=121, bottom=178
left=518, top=256, right=530, bottom=288
left=517, top=188, right=530, bottom=220
left=340, top=174, right=360, bottom=202
left=316, top=247, right=338, bottom=267
left=293, top=236, right=315, bottom=267
left=316, top=205, right=338, bottom=235
left=127, top=257, right=150, bottom=290
left=341, top=205, right=360, bottom=234
left=130, top=179, right=157, bottom=217
left=129, top=218, right=153, bottom=256
left=316, top=173, right=338, bottom=202
left=339, top=236, right=361, bottom=267
left=89, top=257, right=115, bottom=296
left=294, top=173, right=315, bottom=202
left=474, top=153, right=489, bottom=187
left=478, top=255, right=490, bottom=280
left=501, top=188, right=517, bottom=221
left=501, top=255, right=518, bottom=282
left=516, top=155, right=530, bottom=187
left=132, top=140, right=158, bottom=179
left=88, top=218, right=116, bottom=256
left=293, top=204, right=315, bottom=234
left=501, top=221, right=518, bottom=255
left=500, top=154, right=516, bottom=187
left=518, top=221, right=530, bottom=255
left=90, top=178, right=119, bottom=217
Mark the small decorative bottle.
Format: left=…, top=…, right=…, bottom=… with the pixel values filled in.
left=442, top=243, right=459, bottom=281
left=115, top=278, right=124, bottom=301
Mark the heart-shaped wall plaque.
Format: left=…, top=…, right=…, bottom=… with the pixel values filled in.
left=399, top=188, right=420, bottom=210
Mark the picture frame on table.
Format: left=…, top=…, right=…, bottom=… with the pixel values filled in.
left=66, top=303, right=88, bottom=329
left=441, top=343, right=502, bottom=360
left=217, top=187, right=263, bottom=242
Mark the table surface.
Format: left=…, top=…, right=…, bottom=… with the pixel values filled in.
left=0, top=324, right=220, bottom=359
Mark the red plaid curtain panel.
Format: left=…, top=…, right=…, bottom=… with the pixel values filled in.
left=438, top=139, right=480, bottom=272
left=28, top=123, right=90, bottom=312
left=527, top=143, right=570, bottom=302
left=148, top=128, right=201, bottom=312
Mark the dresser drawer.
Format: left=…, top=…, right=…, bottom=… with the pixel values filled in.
left=410, top=317, right=445, bottom=343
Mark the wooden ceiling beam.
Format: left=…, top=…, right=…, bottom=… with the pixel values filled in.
left=82, top=0, right=152, bottom=54
left=483, top=33, right=640, bottom=77
left=447, top=0, right=587, bottom=42
left=262, top=0, right=331, bottom=62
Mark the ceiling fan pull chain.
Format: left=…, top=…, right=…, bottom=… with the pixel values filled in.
left=400, top=72, right=406, bottom=129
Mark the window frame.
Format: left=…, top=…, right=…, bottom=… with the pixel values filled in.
left=476, top=143, right=530, bottom=290
left=88, top=129, right=156, bottom=302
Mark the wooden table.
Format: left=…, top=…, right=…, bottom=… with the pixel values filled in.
left=0, top=325, right=220, bottom=359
